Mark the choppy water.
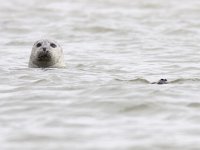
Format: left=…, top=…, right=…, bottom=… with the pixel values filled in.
left=1, top=0, right=200, bottom=149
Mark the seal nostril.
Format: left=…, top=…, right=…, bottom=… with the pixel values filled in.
left=43, top=48, right=47, bottom=51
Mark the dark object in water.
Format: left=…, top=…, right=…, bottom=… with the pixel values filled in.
left=152, top=79, right=168, bottom=84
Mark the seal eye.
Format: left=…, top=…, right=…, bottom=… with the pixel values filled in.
left=50, top=43, right=57, bottom=48
left=36, top=43, right=42, bottom=47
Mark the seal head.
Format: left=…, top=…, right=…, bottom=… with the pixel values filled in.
left=152, top=79, right=168, bottom=84
left=29, top=39, right=65, bottom=68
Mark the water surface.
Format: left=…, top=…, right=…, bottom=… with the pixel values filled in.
left=1, top=0, right=200, bottom=149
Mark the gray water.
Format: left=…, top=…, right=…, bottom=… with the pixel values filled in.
left=1, top=0, right=200, bottom=149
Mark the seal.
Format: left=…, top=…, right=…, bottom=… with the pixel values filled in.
left=28, top=39, right=65, bottom=68
left=152, top=79, right=168, bottom=84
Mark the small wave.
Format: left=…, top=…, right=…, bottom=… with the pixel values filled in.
left=73, top=26, right=116, bottom=33
left=187, top=102, right=200, bottom=108
left=115, top=78, right=200, bottom=84
left=115, top=78, right=150, bottom=84
left=170, top=78, right=200, bottom=84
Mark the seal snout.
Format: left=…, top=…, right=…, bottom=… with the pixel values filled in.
left=37, top=50, right=51, bottom=61
left=42, top=47, right=47, bottom=52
